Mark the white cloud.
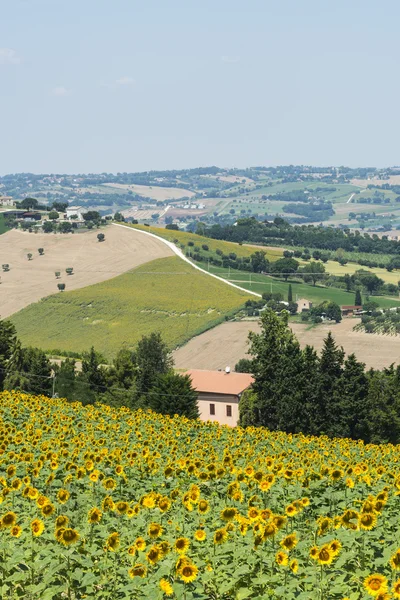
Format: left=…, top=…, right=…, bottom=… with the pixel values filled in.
left=221, top=55, right=240, bottom=64
left=0, top=48, right=21, bottom=65
left=116, top=76, right=135, bottom=85
left=52, top=86, right=69, bottom=96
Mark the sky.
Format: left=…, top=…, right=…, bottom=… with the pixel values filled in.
left=1, top=0, right=400, bottom=174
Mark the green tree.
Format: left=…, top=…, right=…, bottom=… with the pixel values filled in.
left=114, top=212, right=125, bottom=222
left=247, top=310, right=303, bottom=430
left=0, top=320, right=17, bottom=389
left=250, top=251, right=269, bottom=273
left=52, top=201, right=68, bottom=213
left=19, top=197, right=38, bottom=210
left=42, top=221, right=54, bottom=233
left=325, top=301, right=342, bottom=323
left=270, top=258, right=299, bottom=281
left=134, top=332, right=174, bottom=395
left=97, top=233, right=105, bottom=242
left=355, top=289, right=362, bottom=305
left=148, top=372, right=199, bottom=419
left=340, top=354, right=369, bottom=440
left=48, top=211, right=59, bottom=221
left=234, top=358, right=253, bottom=373
left=316, top=333, right=344, bottom=435
left=3, top=345, right=52, bottom=396
left=300, top=261, right=326, bottom=286
left=288, top=284, right=293, bottom=302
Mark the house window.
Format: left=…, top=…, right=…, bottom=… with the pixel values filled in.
left=209, top=404, right=215, bottom=416
left=226, top=405, right=232, bottom=417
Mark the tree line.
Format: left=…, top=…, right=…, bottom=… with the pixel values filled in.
left=0, top=321, right=199, bottom=419
left=202, top=217, right=400, bottom=256
left=239, top=309, right=400, bottom=444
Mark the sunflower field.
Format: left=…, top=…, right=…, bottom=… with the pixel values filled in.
left=1, top=392, right=400, bottom=600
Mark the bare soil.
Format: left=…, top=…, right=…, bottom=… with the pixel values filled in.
left=173, top=318, right=400, bottom=370
left=0, top=226, right=173, bottom=318
left=103, top=183, right=195, bottom=201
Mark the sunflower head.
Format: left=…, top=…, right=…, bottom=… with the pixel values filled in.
left=364, top=574, right=388, bottom=596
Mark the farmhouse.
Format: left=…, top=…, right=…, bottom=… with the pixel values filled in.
left=341, top=305, right=362, bottom=317
left=66, top=206, right=84, bottom=220
left=0, top=196, right=14, bottom=207
left=186, top=369, right=254, bottom=427
left=296, top=298, right=312, bottom=313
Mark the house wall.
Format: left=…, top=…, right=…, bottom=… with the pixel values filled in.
left=197, top=393, right=239, bottom=426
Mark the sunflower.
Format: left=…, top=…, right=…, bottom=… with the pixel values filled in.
left=146, top=545, right=161, bottom=565
left=127, top=545, right=136, bottom=556
left=263, top=522, right=278, bottom=539
left=10, top=525, right=22, bottom=538
left=285, top=504, right=298, bottom=517
left=276, top=551, right=289, bottom=566
left=103, top=478, right=116, bottom=490
left=391, top=550, right=400, bottom=571
left=135, top=537, right=146, bottom=551
left=55, top=515, right=69, bottom=529
left=59, top=528, right=80, bottom=546
left=393, top=579, right=400, bottom=598
left=42, top=503, right=55, bottom=517
left=175, top=537, right=190, bottom=554
left=31, top=519, right=44, bottom=537
left=280, top=533, right=298, bottom=552
left=2, top=512, right=17, bottom=528
left=329, top=540, right=342, bottom=557
left=220, top=507, right=237, bottom=522
left=88, top=508, right=102, bottom=524
left=290, top=559, right=298, bottom=573
left=272, top=515, right=286, bottom=530
left=128, top=564, right=147, bottom=579
left=159, top=578, right=174, bottom=596
left=214, top=528, right=228, bottom=545
left=115, top=501, right=129, bottom=515
left=105, top=532, right=120, bottom=551
left=148, top=522, right=163, bottom=539
left=179, top=563, right=198, bottom=584
left=158, top=497, right=171, bottom=512
left=194, top=529, right=206, bottom=542
left=309, top=546, right=319, bottom=560
left=198, top=500, right=210, bottom=515
left=364, top=574, right=388, bottom=596
left=159, top=541, right=171, bottom=557
left=57, top=489, right=70, bottom=504
left=359, top=513, right=377, bottom=531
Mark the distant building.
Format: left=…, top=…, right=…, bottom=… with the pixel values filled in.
left=297, top=299, right=312, bottom=313
left=341, top=305, right=362, bottom=317
left=66, top=206, right=84, bottom=220
left=0, top=196, right=14, bottom=207
left=186, top=369, right=254, bottom=427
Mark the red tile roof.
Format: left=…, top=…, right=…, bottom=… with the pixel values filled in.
left=341, top=305, right=362, bottom=310
left=186, top=369, right=254, bottom=396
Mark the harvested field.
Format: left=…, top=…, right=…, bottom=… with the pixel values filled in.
left=0, top=226, right=173, bottom=318
left=351, top=175, right=400, bottom=187
left=103, top=183, right=195, bottom=201
left=173, top=318, right=400, bottom=370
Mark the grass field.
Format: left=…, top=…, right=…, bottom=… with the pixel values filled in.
left=129, top=224, right=283, bottom=262
left=11, top=256, right=251, bottom=358
left=200, top=263, right=400, bottom=308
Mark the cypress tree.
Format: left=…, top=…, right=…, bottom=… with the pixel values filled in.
left=339, top=354, right=369, bottom=440
left=288, top=284, right=293, bottom=302
left=317, top=332, right=344, bottom=435
left=355, top=289, right=362, bottom=306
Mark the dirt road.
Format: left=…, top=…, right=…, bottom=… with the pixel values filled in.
left=173, top=318, right=400, bottom=370
left=0, top=227, right=173, bottom=318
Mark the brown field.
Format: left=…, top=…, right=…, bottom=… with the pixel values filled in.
left=351, top=175, right=400, bottom=187
left=201, top=174, right=254, bottom=184
left=0, top=226, right=173, bottom=318
left=103, top=183, right=195, bottom=201
left=173, top=318, right=400, bottom=371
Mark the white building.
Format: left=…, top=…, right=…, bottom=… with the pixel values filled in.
left=66, top=206, right=84, bottom=220
left=0, top=196, right=14, bottom=207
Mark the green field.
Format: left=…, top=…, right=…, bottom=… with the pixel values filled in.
left=129, top=224, right=283, bottom=261
left=11, top=256, right=251, bottom=359
left=200, top=263, right=400, bottom=308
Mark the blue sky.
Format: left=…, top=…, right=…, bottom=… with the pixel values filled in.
left=1, top=0, right=400, bottom=174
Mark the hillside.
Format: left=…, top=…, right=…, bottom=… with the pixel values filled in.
left=0, top=389, right=399, bottom=599
left=10, top=256, right=251, bottom=358
left=0, top=226, right=172, bottom=318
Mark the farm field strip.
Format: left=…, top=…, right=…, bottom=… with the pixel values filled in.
left=103, top=183, right=195, bottom=201
left=173, top=318, right=400, bottom=371
left=10, top=256, right=252, bottom=359
left=0, top=227, right=173, bottom=318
